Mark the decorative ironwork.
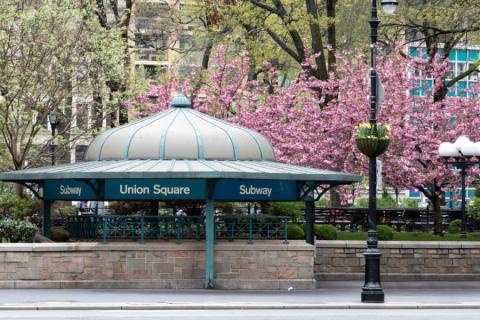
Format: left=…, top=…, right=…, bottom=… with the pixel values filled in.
left=66, top=214, right=289, bottom=244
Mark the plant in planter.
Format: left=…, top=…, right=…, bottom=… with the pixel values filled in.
left=355, top=122, right=391, bottom=157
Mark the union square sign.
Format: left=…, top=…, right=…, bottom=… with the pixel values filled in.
left=43, top=179, right=299, bottom=201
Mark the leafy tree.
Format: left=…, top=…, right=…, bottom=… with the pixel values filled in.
left=384, top=0, right=480, bottom=102
left=0, top=1, right=124, bottom=182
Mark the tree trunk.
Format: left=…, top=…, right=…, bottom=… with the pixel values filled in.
left=326, top=0, right=337, bottom=74
left=329, top=188, right=341, bottom=207
left=432, top=195, right=443, bottom=235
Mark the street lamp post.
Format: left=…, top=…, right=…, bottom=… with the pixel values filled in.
left=439, top=136, right=480, bottom=238
left=361, top=0, right=398, bottom=303
left=49, top=109, right=57, bottom=166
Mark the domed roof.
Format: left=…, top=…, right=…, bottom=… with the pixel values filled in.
left=84, top=93, right=276, bottom=161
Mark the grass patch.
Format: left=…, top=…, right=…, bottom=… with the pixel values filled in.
left=337, top=232, right=480, bottom=241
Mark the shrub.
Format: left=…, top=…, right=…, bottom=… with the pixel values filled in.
left=287, top=224, right=305, bottom=240
left=314, top=224, right=337, bottom=240
left=448, top=219, right=462, bottom=234
left=0, top=219, right=37, bottom=242
left=0, top=194, right=40, bottom=220
left=376, top=225, right=394, bottom=240
left=400, top=199, right=419, bottom=209
left=268, top=202, right=304, bottom=223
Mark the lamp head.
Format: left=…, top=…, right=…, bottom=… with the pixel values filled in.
left=381, top=0, right=399, bottom=15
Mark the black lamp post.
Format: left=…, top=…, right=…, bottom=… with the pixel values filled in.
left=361, top=0, right=398, bottom=303
left=439, top=136, right=480, bottom=238
left=49, top=109, right=57, bottom=166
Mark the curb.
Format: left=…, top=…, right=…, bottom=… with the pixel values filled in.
left=1, top=303, right=480, bottom=311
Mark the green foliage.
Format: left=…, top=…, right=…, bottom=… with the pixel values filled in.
left=0, top=219, right=37, bottom=243
left=355, top=196, right=398, bottom=208
left=268, top=202, right=304, bottom=223
left=338, top=231, right=480, bottom=241
left=0, top=0, right=125, bottom=170
left=315, top=198, right=330, bottom=207
left=400, top=198, right=419, bottom=209
left=108, top=201, right=151, bottom=215
left=287, top=224, right=305, bottom=240
left=376, top=225, right=394, bottom=241
left=377, top=196, right=398, bottom=208
left=448, top=219, right=462, bottom=234
left=468, top=197, right=480, bottom=219
left=0, top=193, right=40, bottom=220
left=314, top=224, right=337, bottom=240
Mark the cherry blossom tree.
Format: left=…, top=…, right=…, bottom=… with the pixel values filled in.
left=134, top=46, right=480, bottom=235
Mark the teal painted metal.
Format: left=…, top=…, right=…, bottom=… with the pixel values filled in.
left=104, top=179, right=207, bottom=200
left=188, top=110, right=238, bottom=160
left=216, top=215, right=288, bottom=243
left=43, top=200, right=52, bottom=239
left=171, top=90, right=192, bottom=108
left=124, top=109, right=175, bottom=159
left=0, top=160, right=362, bottom=184
left=181, top=108, right=204, bottom=159
left=97, top=113, right=163, bottom=160
left=213, top=179, right=298, bottom=201
left=102, top=218, right=108, bottom=244
left=205, top=197, right=215, bottom=288
left=66, top=214, right=288, bottom=243
left=44, top=180, right=98, bottom=200
left=159, top=109, right=180, bottom=159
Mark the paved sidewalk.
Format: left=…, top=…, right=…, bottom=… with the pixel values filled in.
left=0, top=282, right=479, bottom=310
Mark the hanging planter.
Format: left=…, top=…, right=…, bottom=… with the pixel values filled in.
left=355, top=123, right=391, bottom=157
left=356, top=137, right=390, bottom=157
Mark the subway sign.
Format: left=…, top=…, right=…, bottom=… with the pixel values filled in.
left=213, top=179, right=298, bottom=201
left=43, top=178, right=300, bottom=201
left=104, top=179, right=206, bottom=200
left=44, top=180, right=98, bottom=200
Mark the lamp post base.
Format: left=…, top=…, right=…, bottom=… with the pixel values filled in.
left=361, top=249, right=384, bottom=303
left=361, top=290, right=385, bottom=303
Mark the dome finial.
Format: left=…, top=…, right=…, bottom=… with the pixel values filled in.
left=171, top=89, right=191, bottom=108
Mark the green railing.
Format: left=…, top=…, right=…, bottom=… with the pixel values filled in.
left=66, top=214, right=288, bottom=244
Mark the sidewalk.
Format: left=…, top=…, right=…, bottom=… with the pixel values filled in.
left=0, top=282, right=479, bottom=310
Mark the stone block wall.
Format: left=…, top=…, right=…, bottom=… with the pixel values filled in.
left=315, top=241, right=480, bottom=281
left=0, top=241, right=315, bottom=289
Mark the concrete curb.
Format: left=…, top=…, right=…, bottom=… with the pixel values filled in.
left=1, top=303, right=480, bottom=311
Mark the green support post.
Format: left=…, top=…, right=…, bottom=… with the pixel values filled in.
left=204, top=181, right=216, bottom=289
left=102, top=217, right=108, bottom=244
left=305, top=201, right=315, bottom=245
left=43, top=200, right=52, bottom=239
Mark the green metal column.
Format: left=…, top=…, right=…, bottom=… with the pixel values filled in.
left=305, top=201, right=315, bottom=245
left=204, top=181, right=216, bottom=289
left=43, top=200, right=52, bottom=239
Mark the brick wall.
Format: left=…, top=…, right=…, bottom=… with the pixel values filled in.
left=316, top=241, right=480, bottom=281
left=0, top=241, right=315, bottom=289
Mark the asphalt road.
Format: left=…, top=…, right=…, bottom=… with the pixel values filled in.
left=1, top=309, right=479, bottom=320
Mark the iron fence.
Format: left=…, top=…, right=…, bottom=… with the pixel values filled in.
left=66, top=214, right=289, bottom=243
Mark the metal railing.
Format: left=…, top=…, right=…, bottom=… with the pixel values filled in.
left=309, top=207, right=476, bottom=232
left=66, top=214, right=289, bottom=244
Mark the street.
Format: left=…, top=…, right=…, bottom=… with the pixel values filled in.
left=1, top=309, right=479, bottom=320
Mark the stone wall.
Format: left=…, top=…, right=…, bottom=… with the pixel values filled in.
left=0, top=241, right=315, bottom=290
left=315, top=241, right=480, bottom=281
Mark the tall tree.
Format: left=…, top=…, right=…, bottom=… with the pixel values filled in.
left=383, top=0, right=480, bottom=102
left=0, top=0, right=124, bottom=175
